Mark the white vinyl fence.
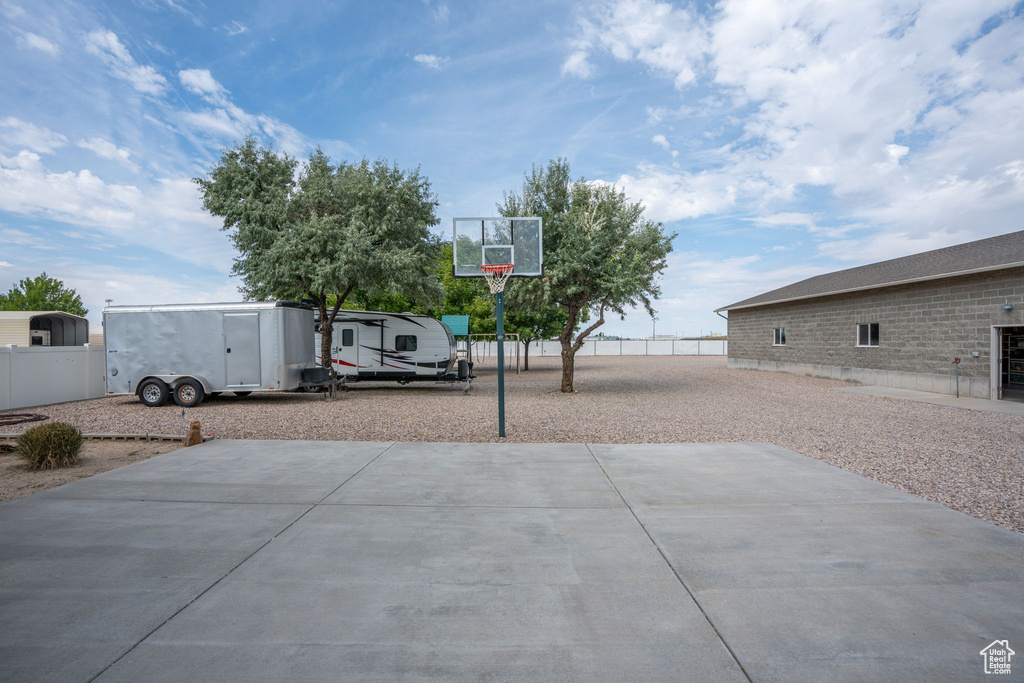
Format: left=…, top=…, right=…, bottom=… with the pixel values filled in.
left=0, top=344, right=106, bottom=411
left=471, top=338, right=727, bottom=360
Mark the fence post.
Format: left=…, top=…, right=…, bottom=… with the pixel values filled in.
left=85, top=344, right=92, bottom=398
left=0, top=346, right=10, bottom=411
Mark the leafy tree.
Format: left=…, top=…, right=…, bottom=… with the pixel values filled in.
left=504, top=305, right=562, bottom=371
left=0, top=273, right=88, bottom=316
left=195, top=139, right=441, bottom=372
left=498, top=158, right=674, bottom=392
left=349, top=242, right=495, bottom=334
left=425, top=244, right=493, bottom=333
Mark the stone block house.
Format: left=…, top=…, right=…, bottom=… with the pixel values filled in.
left=716, top=231, right=1024, bottom=401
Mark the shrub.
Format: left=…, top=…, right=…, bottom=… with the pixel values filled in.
left=17, top=422, right=84, bottom=470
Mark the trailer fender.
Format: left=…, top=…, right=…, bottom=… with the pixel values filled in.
left=138, top=375, right=214, bottom=396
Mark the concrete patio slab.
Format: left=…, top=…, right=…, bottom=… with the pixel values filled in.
left=322, top=441, right=623, bottom=508
left=587, top=442, right=912, bottom=507
left=1, top=439, right=1022, bottom=682
left=40, top=439, right=390, bottom=504
left=101, top=505, right=742, bottom=682
left=0, top=497, right=308, bottom=682
left=589, top=443, right=1024, bottom=682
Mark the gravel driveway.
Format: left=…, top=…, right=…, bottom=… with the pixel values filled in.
left=3, top=356, right=1022, bottom=533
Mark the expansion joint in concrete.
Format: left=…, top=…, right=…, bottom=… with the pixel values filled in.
left=583, top=444, right=753, bottom=683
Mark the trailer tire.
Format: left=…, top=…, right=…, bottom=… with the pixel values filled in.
left=173, top=379, right=205, bottom=407
left=233, top=390, right=252, bottom=398
left=138, top=379, right=169, bottom=407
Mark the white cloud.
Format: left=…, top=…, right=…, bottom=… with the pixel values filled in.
left=0, top=261, right=12, bottom=267
left=0, top=151, right=231, bottom=271
left=220, top=20, right=248, bottom=36
left=85, top=30, right=168, bottom=95
left=640, top=249, right=832, bottom=335
left=413, top=54, right=448, bottom=70
left=651, top=134, right=670, bottom=150
left=182, top=109, right=247, bottom=139
left=572, top=0, right=1024, bottom=264
left=422, top=0, right=450, bottom=23
left=16, top=31, right=59, bottom=55
left=75, top=137, right=137, bottom=169
left=1, top=1, right=25, bottom=19
left=564, top=0, right=708, bottom=88
left=0, top=117, right=67, bottom=154
left=561, top=51, right=595, bottom=79
left=174, top=70, right=309, bottom=155
left=179, top=68, right=227, bottom=102
left=816, top=230, right=978, bottom=264
left=598, top=164, right=737, bottom=223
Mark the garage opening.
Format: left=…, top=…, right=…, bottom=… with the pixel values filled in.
left=999, top=326, right=1024, bottom=402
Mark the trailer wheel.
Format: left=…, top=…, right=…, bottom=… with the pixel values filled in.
left=139, top=379, right=169, bottom=407
left=233, top=390, right=252, bottom=397
left=173, top=379, right=205, bottom=407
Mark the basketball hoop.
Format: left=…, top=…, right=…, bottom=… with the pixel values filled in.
left=481, top=263, right=514, bottom=294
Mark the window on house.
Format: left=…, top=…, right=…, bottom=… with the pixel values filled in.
left=857, top=323, right=879, bottom=347
left=395, top=335, right=417, bottom=352
left=773, top=328, right=786, bottom=346
left=342, top=329, right=354, bottom=346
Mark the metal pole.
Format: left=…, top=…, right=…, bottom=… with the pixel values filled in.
left=496, top=290, right=506, bottom=438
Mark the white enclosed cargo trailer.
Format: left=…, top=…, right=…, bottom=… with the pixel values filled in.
left=104, top=301, right=327, bottom=407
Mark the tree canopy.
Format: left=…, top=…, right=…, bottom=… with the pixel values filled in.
left=504, top=303, right=563, bottom=371
left=346, top=243, right=495, bottom=334
left=0, top=273, right=88, bottom=316
left=499, top=158, right=674, bottom=392
left=195, top=139, right=442, bottom=370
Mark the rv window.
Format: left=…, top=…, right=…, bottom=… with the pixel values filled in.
left=396, top=335, right=417, bottom=352
left=342, top=329, right=354, bottom=346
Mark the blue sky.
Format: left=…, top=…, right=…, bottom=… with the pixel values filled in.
left=2, top=0, right=1023, bottom=338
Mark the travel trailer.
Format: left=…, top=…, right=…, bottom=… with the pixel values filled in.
left=104, top=301, right=330, bottom=407
left=314, top=309, right=472, bottom=385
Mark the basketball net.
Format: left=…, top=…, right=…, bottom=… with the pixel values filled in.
left=481, top=263, right=514, bottom=294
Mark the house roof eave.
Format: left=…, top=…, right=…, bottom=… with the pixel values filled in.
left=715, top=260, right=1024, bottom=313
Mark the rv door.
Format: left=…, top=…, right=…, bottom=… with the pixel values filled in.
left=332, top=323, right=359, bottom=376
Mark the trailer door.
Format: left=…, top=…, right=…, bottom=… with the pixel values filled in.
left=224, top=313, right=261, bottom=386
left=332, top=323, right=359, bottom=376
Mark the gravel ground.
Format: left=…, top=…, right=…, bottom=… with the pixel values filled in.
left=0, top=440, right=184, bottom=503
left=2, top=355, right=1022, bottom=533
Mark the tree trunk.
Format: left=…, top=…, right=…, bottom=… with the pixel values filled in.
left=317, top=303, right=333, bottom=371
left=522, top=338, right=532, bottom=371
left=557, top=300, right=607, bottom=393
left=560, top=341, right=575, bottom=392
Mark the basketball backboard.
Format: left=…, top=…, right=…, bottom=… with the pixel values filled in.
left=452, top=217, right=542, bottom=278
